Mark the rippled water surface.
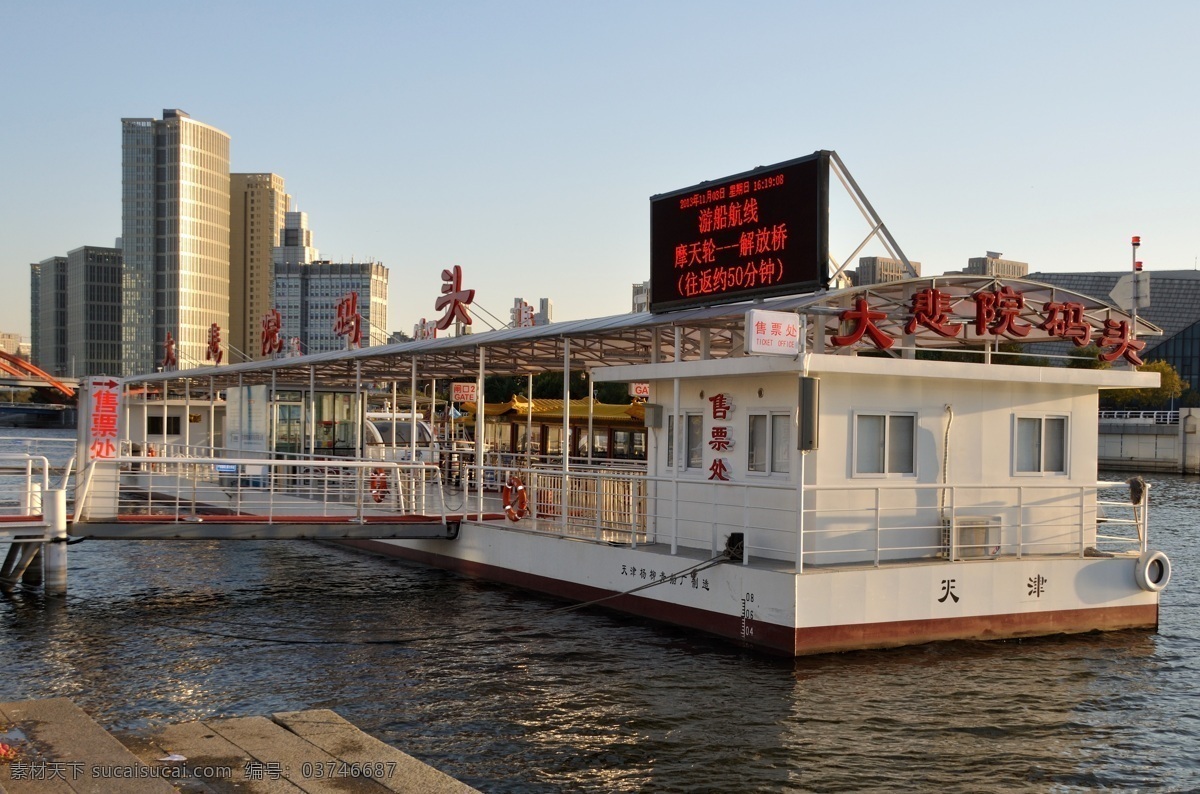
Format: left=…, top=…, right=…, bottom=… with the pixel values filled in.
left=2, top=429, right=1198, bottom=791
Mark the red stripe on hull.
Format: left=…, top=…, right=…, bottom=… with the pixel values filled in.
left=337, top=539, right=1159, bottom=657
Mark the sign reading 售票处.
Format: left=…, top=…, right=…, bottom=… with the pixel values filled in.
left=746, top=309, right=801, bottom=355
left=648, top=152, right=830, bottom=312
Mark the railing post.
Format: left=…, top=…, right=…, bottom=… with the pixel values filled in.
left=874, top=488, right=881, bottom=567
left=1078, top=486, right=1086, bottom=558
left=1141, top=483, right=1151, bottom=552
left=1017, top=486, right=1026, bottom=559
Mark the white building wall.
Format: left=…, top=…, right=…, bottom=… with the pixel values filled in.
left=641, top=361, right=1101, bottom=564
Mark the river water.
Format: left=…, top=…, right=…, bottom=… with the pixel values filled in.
left=1, top=428, right=1197, bottom=792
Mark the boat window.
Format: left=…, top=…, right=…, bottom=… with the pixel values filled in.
left=666, top=415, right=674, bottom=467
left=748, top=413, right=792, bottom=474
left=369, top=422, right=433, bottom=446
left=771, top=414, right=791, bottom=473
left=854, top=412, right=915, bottom=476
left=1014, top=415, right=1068, bottom=474
left=147, top=415, right=182, bottom=436
left=686, top=413, right=704, bottom=469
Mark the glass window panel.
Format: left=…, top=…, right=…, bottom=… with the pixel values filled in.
left=1016, top=417, right=1041, bottom=472
left=771, top=414, right=791, bottom=473
left=666, top=416, right=674, bottom=468
left=888, top=415, right=915, bottom=474
left=1045, top=417, right=1067, bottom=473
left=748, top=414, right=767, bottom=472
left=686, top=414, right=703, bottom=469
left=856, top=414, right=885, bottom=474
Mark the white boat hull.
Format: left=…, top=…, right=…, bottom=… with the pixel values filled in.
left=339, top=522, right=1159, bottom=656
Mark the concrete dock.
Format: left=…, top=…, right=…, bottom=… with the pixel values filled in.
left=0, top=699, right=476, bottom=793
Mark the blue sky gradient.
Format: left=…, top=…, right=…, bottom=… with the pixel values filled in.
left=4, top=0, right=1197, bottom=338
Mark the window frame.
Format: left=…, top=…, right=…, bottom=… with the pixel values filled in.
left=1012, top=413, right=1070, bottom=476
left=666, top=412, right=705, bottom=471
left=747, top=411, right=793, bottom=476
left=685, top=413, right=704, bottom=470
left=852, top=411, right=917, bottom=478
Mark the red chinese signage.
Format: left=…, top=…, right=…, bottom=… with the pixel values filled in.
left=206, top=323, right=223, bottom=364
left=707, top=393, right=734, bottom=481
left=261, top=309, right=283, bottom=356
left=831, top=286, right=1146, bottom=365
left=435, top=265, right=475, bottom=330
left=413, top=318, right=438, bottom=340
left=334, top=293, right=363, bottom=348
left=162, top=332, right=177, bottom=369
left=649, top=152, right=829, bottom=312
left=86, top=377, right=121, bottom=462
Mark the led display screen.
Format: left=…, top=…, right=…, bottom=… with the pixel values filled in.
left=649, top=152, right=829, bottom=312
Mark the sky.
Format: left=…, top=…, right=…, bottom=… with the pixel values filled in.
left=4, top=0, right=1199, bottom=341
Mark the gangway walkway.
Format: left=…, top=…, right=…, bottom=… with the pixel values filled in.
left=69, top=456, right=483, bottom=540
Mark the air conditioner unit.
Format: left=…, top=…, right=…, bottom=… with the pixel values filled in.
left=941, top=517, right=1000, bottom=560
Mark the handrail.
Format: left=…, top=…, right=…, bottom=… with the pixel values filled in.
left=76, top=455, right=447, bottom=525
left=1098, top=410, right=1179, bottom=424
left=471, top=466, right=1146, bottom=569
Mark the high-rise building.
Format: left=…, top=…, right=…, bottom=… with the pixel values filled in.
left=0, top=333, right=22, bottom=357
left=966, top=252, right=1028, bottom=278
left=30, top=247, right=123, bottom=377
left=855, top=256, right=921, bottom=285
left=230, top=173, right=290, bottom=361
left=67, top=246, right=123, bottom=375
left=632, top=281, right=650, bottom=312
left=273, top=211, right=319, bottom=267
left=121, top=109, right=231, bottom=374
left=30, top=256, right=67, bottom=376
left=274, top=260, right=389, bottom=354
left=510, top=297, right=554, bottom=327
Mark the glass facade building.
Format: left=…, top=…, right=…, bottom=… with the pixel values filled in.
left=30, top=256, right=68, bottom=376
left=230, top=173, right=290, bottom=361
left=121, top=109, right=230, bottom=374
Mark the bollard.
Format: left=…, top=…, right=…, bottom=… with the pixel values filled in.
left=42, top=489, right=68, bottom=596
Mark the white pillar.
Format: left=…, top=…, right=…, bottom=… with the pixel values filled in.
left=42, top=489, right=68, bottom=596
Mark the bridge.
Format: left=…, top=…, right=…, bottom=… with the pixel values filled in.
left=0, top=353, right=80, bottom=425
left=0, top=351, right=78, bottom=400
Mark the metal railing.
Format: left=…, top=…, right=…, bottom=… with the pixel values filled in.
left=0, top=454, right=56, bottom=541
left=1099, top=410, right=1179, bottom=425
left=466, top=465, right=1148, bottom=571
left=64, top=447, right=1150, bottom=572
left=74, top=455, right=447, bottom=524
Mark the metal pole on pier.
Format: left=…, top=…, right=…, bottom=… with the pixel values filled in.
left=1131, top=235, right=1141, bottom=340
left=42, top=489, right=68, bottom=596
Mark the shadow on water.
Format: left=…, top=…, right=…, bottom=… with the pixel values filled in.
left=0, top=465, right=1198, bottom=791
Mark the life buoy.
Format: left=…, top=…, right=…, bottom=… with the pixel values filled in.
left=502, top=475, right=528, bottom=521
left=369, top=468, right=389, bottom=504
left=1134, top=549, right=1171, bottom=592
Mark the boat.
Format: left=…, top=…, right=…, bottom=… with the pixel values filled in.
left=68, top=151, right=1172, bottom=656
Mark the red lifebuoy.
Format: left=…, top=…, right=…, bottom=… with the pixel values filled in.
left=502, top=475, right=528, bottom=521
left=369, top=468, right=389, bottom=503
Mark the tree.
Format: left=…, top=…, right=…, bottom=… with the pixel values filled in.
left=1102, top=359, right=1185, bottom=410
left=1065, top=344, right=1111, bottom=370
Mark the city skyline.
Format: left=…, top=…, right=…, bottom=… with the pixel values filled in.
left=5, top=1, right=1200, bottom=348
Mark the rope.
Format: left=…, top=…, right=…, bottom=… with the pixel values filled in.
left=55, top=551, right=734, bottom=646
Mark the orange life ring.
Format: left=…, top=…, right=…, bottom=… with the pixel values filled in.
left=369, top=467, right=389, bottom=503
left=502, top=475, right=528, bottom=521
